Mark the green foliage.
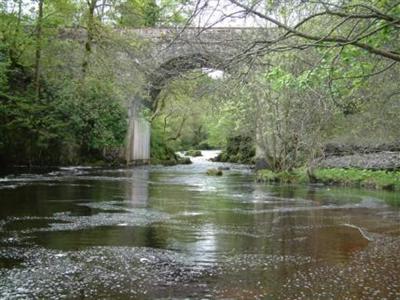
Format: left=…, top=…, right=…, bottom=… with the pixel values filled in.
left=157, top=0, right=190, bottom=25
left=55, top=79, right=127, bottom=151
left=0, top=1, right=129, bottom=166
left=0, top=47, right=9, bottom=91
left=257, top=168, right=308, bottom=184
left=114, top=0, right=188, bottom=27
left=216, top=135, right=255, bottom=164
left=116, top=0, right=160, bottom=27
left=0, top=70, right=127, bottom=165
left=149, top=71, right=258, bottom=163
left=265, top=67, right=295, bottom=90
left=205, top=110, right=236, bottom=149
left=44, top=0, right=78, bottom=27
left=150, top=118, right=178, bottom=163
left=151, top=72, right=225, bottom=153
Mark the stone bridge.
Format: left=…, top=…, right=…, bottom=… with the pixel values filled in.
left=61, top=27, right=276, bottom=164
left=126, top=27, right=272, bottom=101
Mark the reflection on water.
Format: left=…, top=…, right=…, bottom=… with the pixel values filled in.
left=126, top=167, right=150, bottom=207
left=0, top=151, right=400, bottom=299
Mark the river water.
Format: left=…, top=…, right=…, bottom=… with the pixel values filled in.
left=0, top=150, right=400, bottom=299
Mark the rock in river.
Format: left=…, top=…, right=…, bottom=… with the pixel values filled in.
left=206, top=168, right=223, bottom=176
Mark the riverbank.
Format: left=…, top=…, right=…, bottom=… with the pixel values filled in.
left=257, top=167, right=400, bottom=191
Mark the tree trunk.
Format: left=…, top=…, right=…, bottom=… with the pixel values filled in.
left=82, top=0, right=97, bottom=76
left=34, top=0, right=44, bottom=99
left=9, top=0, right=23, bottom=68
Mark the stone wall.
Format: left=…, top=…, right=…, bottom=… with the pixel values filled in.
left=316, top=143, right=400, bottom=170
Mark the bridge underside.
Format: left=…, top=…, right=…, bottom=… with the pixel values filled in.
left=126, top=54, right=226, bottom=165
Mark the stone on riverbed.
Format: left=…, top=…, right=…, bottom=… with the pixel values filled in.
left=179, top=157, right=192, bottom=164
left=218, top=166, right=230, bottom=171
left=206, top=168, right=223, bottom=176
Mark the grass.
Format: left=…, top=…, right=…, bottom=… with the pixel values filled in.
left=313, top=168, right=400, bottom=190
left=257, top=167, right=400, bottom=191
left=257, top=168, right=308, bottom=184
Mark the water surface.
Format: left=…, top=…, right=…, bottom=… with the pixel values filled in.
left=1, top=151, right=400, bottom=299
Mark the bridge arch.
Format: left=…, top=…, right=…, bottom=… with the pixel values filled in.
left=123, top=27, right=273, bottom=165
left=126, top=52, right=225, bottom=164
left=147, top=53, right=225, bottom=106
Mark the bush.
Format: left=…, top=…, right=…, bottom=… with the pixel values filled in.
left=0, top=69, right=128, bottom=166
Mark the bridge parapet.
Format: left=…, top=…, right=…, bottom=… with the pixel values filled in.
left=59, top=26, right=277, bottom=65
left=119, top=27, right=276, bottom=47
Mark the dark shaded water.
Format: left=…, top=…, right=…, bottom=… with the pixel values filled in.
left=1, top=151, right=400, bottom=299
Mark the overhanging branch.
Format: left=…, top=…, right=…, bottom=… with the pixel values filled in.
left=227, top=0, right=400, bottom=62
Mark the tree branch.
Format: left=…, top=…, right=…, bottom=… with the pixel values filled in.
left=228, top=0, right=400, bottom=62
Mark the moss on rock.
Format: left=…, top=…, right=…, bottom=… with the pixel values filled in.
left=213, top=136, right=255, bottom=164
left=185, top=150, right=202, bottom=157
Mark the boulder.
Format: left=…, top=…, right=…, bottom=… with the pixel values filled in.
left=206, top=168, right=223, bottom=176
left=254, top=158, right=270, bottom=171
left=179, top=157, right=192, bottom=165
left=185, top=150, right=202, bottom=157
left=218, top=166, right=230, bottom=171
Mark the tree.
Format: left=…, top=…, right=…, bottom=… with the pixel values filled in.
left=34, top=0, right=44, bottom=99
left=116, top=0, right=161, bottom=27
left=223, top=0, right=400, bottom=62
left=82, top=0, right=97, bottom=76
left=0, top=0, right=132, bottom=165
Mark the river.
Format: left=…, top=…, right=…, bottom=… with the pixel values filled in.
left=0, top=150, right=400, bottom=299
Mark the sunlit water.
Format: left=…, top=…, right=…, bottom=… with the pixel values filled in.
left=1, top=151, right=400, bottom=299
